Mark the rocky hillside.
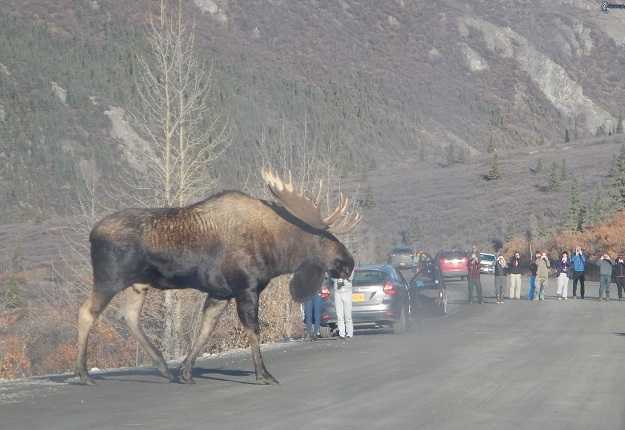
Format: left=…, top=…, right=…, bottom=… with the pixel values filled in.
left=1, top=0, right=624, bottom=242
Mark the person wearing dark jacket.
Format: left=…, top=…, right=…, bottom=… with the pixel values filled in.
left=507, top=252, right=523, bottom=299
left=571, top=246, right=586, bottom=299
left=556, top=251, right=571, bottom=300
left=614, top=255, right=625, bottom=300
left=528, top=258, right=538, bottom=300
left=467, top=248, right=483, bottom=304
left=494, top=255, right=507, bottom=304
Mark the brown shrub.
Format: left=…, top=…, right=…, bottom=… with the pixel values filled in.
left=505, top=210, right=625, bottom=260
left=0, top=335, right=31, bottom=379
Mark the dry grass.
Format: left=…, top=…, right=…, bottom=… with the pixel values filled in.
left=0, top=274, right=303, bottom=379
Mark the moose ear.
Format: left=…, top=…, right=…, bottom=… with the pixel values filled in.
left=289, top=257, right=325, bottom=303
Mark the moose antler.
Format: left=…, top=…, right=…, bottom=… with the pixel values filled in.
left=261, top=168, right=360, bottom=233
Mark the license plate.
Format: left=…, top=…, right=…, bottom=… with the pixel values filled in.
left=352, top=293, right=365, bottom=302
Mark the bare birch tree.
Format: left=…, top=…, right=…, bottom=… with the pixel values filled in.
left=116, top=0, right=230, bottom=360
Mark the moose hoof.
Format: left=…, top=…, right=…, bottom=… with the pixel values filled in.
left=158, top=367, right=175, bottom=383
left=256, top=373, right=280, bottom=385
left=78, top=373, right=96, bottom=386
left=178, top=368, right=195, bottom=384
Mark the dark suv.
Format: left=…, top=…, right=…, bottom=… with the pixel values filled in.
left=387, top=246, right=416, bottom=269
left=320, top=264, right=411, bottom=335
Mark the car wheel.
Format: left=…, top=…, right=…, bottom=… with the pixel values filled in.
left=319, top=326, right=332, bottom=338
left=393, top=306, right=407, bottom=335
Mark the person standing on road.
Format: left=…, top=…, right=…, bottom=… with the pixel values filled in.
left=535, top=252, right=550, bottom=301
left=528, top=256, right=538, bottom=300
left=598, top=253, right=613, bottom=302
left=556, top=251, right=571, bottom=301
left=332, top=270, right=354, bottom=339
left=508, top=251, right=522, bottom=300
left=304, top=282, right=324, bottom=340
left=494, top=255, right=507, bottom=304
left=614, top=255, right=625, bottom=301
left=572, top=246, right=587, bottom=299
left=467, top=248, right=483, bottom=304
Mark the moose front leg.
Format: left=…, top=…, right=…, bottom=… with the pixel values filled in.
left=178, top=297, right=229, bottom=384
left=236, top=290, right=279, bottom=385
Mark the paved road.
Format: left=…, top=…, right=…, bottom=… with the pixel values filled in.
left=2, top=277, right=625, bottom=430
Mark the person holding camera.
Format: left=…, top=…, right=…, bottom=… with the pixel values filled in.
left=332, top=270, right=354, bottom=339
left=555, top=251, right=571, bottom=300
left=572, top=246, right=586, bottom=299
left=467, top=247, right=483, bottom=304
left=494, top=255, right=507, bottom=304
left=535, top=252, right=550, bottom=301
left=598, top=253, right=613, bottom=301
left=508, top=251, right=522, bottom=300
left=614, top=255, right=625, bottom=300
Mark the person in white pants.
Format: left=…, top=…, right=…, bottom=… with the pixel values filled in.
left=333, top=272, right=354, bottom=339
left=556, top=251, right=571, bottom=300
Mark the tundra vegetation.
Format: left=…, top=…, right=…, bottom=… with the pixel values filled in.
left=3, top=0, right=625, bottom=379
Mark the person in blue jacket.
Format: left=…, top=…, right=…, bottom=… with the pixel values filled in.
left=571, top=246, right=586, bottom=299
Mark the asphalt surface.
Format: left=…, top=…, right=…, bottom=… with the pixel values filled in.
left=2, top=276, right=625, bottom=430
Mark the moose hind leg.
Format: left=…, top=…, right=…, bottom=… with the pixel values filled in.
left=178, top=297, right=229, bottom=384
left=124, top=284, right=174, bottom=382
left=236, top=291, right=279, bottom=385
left=75, top=289, right=115, bottom=385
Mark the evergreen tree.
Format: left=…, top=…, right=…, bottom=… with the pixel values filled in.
left=610, top=144, right=625, bottom=208
left=588, top=191, right=608, bottom=227
left=548, top=161, right=560, bottom=191
left=419, top=144, right=426, bottom=162
left=457, top=146, right=466, bottom=164
left=535, top=159, right=543, bottom=174
left=560, top=159, right=567, bottom=181
left=566, top=179, right=581, bottom=231
left=445, top=144, right=455, bottom=166
left=564, top=128, right=570, bottom=143
left=617, top=113, right=623, bottom=134
left=487, top=152, right=501, bottom=180
left=487, top=137, right=496, bottom=154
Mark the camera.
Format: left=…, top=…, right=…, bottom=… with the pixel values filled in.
left=337, top=279, right=345, bottom=289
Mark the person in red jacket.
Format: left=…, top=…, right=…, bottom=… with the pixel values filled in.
left=467, top=246, right=483, bottom=304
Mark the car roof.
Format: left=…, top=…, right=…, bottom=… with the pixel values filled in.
left=390, top=246, right=413, bottom=252
left=480, top=252, right=495, bottom=256
left=355, top=264, right=394, bottom=272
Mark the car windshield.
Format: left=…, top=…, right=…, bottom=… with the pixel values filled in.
left=480, top=254, right=496, bottom=261
left=441, top=252, right=465, bottom=260
left=391, top=247, right=412, bottom=254
left=352, top=270, right=387, bottom=285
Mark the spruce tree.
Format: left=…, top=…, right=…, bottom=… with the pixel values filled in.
left=566, top=179, right=581, bottom=230
left=487, top=137, right=495, bottom=154
left=548, top=161, right=560, bottom=191
left=445, top=144, right=455, bottom=166
left=564, top=128, right=570, bottom=143
left=610, top=144, right=625, bottom=208
left=535, top=159, right=543, bottom=174
left=419, top=144, right=426, bottom=162
left=617, top=113, right=623, bottom=134
left=487, top=152, right=501, bottom=180
left=560, top=159, right=567, bottom=181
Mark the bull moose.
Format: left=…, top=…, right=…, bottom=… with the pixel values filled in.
left=75, top=169, right=360, bottom=385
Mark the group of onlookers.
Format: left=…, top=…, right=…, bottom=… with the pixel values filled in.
left=303, top=273, right=354, bottom=340
left=481, top=245, right=625, bottom=302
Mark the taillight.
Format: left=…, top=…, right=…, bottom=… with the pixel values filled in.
left=383, top=281, right=397, bottom=296
left=320, top=286, right=330, bottom=301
